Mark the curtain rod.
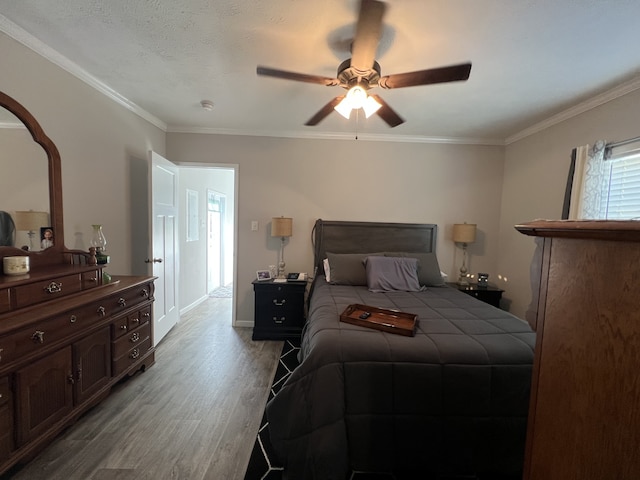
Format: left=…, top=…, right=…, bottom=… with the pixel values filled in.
left=606, top=135, right=640, bottom=149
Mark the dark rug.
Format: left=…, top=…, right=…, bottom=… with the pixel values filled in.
left=243, top=340, right=520, bottom=480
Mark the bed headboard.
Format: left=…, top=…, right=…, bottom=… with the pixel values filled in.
left=312, top=219, right=438, bottom=274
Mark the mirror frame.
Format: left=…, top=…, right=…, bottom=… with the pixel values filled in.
left=0, top=91, right=64, bottom=250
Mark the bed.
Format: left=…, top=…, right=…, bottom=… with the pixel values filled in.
left=266, top=220, right=535, bottom=479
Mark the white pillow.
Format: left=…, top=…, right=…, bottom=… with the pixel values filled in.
left=323, top=258, right=331, bottom=282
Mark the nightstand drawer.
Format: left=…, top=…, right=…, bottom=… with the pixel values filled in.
left=252, top=280, right=306, bottom=340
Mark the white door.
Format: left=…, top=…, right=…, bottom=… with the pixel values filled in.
left=149, top=151, right=179, bottom=345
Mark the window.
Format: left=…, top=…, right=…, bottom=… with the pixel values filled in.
left=599, top=149, right=640, bottom=220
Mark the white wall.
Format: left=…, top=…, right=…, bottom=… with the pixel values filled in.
left=1, top=32, right=166, bottom=274
left=498, top=88, right=640, bottom=320
left=167, top=133, right=506, bottom=324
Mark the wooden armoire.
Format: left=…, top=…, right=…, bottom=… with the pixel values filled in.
left=516, top=220, right=640, bottom=480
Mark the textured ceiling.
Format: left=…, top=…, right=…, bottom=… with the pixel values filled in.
left=1, top=0, right=640, bottom=143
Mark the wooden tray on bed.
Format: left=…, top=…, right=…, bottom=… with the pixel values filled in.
left=340, top=304, right=419, bottom=337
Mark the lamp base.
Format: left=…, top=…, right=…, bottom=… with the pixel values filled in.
left=277, top=260, right=286, bottom=279
left=457, top=276, right=470, bottom=286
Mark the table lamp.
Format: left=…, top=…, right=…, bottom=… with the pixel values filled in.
left=14, top=210, right=49, bottom=251
left=271, top=217, right=293, bottom=278
left=452, top=222, right=477, bottom=286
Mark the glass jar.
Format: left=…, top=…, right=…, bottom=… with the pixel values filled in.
left=90, top=224, right=107, bottom=253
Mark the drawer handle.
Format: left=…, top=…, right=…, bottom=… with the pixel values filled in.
left=272, top=299, right=286, bottom=306
left=97, top=306, right=106, bottom=317
left=44, top=282, right=63, bottom=294
left=0, top=347, right=3, bottom=362
left=143, top=312, right=150, bottom=319
left=120, top=324, right=128, bottom=331
left=130, top=332, right=140, bottom=343
left=70, top=315, right=77, bottom=323
left=87, top=276, right=98, bottom=283
left=118, top=297, right=126, bottom=307
left=130, top=348, right=140, bottom=360
left=141, top=289, right=149, bottom=298
left=32, top=330, right=45, bottom=344
left=272, top=316, right=285, bottom=324
left=131, top=316, right=140, bottom=324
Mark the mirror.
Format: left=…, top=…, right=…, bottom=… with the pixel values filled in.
left=0, top=109, right=50, bottom=249
left=0, top=91, right=65, bottom=251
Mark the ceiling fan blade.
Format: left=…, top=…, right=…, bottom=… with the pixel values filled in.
left=379, top=63, right=472, bottom=89
left=305, top=96, right=345, bottom=126
left=257, top=66, right=338, bottom=86
left=370, top=95, right=404, bottom=127
left=350, top=0, right=387, bottom=71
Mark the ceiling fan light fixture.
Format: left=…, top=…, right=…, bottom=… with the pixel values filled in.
left=362, top=95, right=382, bottom=118
left=334, top=97, right=353, bottom=119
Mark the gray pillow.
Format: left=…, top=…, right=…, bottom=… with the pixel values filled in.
left=325, top=252, right=384, bottom=285
left=384, top=251, right=445, bottom=286
left=364, top=256, right=423, bottom=293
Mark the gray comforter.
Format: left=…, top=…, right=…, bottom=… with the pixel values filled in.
left=267, top=278, right=535, bottom=479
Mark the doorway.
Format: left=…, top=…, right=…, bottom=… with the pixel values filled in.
left=177, top=165, right=236, bottom=320
left=207, top=190, right=227, bottom=294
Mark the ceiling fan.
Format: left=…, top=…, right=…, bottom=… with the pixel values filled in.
left=256, top=0, right=471, bottom=128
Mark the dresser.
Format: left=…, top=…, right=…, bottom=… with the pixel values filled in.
left=0, top=265, right=155, bottom=475
left=252, top=279, right=306, bottom=340
left=0, top=90, right=157, bottom=475
left=516, top=220, right=640, bottom=480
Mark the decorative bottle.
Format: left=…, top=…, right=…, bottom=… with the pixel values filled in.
left=91, top=224, right=109, bottom=265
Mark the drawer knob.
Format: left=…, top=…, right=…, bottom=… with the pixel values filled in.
left=272, top=316, right=285, bottom=324
left=141, top=289, right=149, bottom=298
left=44, top=282, right=63, bottom=294
left=130, top=348, right=140, bottom=360
left=143, top=312, right=150, bottom=319
left=70, top=315, right=77, bottom=323
left=32, top=330, right=45, bottom=344
left=118, top=297, right=127, bottom=307
left=97, top=306, right=106, bottom=317
left=130, top=332, right=140, bottom=343
left=131, top=316, right=140, bottom=324
left=0, top=347, right=3, bottom=362
left=120, top=324, right=128, bottom=331
left=273, top=299, right=286, bottom=306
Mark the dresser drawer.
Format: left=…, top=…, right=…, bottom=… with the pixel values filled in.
left=112, top=322, right=151, bottom=359
left=104, top=283, right=152, bottom=318
left=13, top=273, right=83, bottom=308
left=81, top=269, right=101, bottom=289
left=112, top=305, right=151, bottom=339
left=112, top=337, right=152, bottom=376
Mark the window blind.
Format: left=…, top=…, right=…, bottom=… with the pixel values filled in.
left=599, top=150, right=640, bottom=219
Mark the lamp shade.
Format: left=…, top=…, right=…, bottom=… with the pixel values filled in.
left=271, top=217, right=293, bottom=237
left=14, top=211, right=49, bottom=231
left=452, top=223, right=477, bottom=244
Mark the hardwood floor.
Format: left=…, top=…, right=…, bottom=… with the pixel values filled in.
left=2, top=297, right=283, bottom=480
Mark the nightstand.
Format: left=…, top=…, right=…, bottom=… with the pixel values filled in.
left=447, top=282, right=504, bottom=308
left=252, top=279, right=307, bottom=340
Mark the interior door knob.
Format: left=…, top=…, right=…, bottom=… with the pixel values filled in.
left=144, top=258, right=163, bottom=263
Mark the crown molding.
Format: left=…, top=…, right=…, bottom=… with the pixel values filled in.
left=166, top=125, right=505, bottom=146
left=505, top=75, right=640, bottom=145
left=0, top=14, right=167, bottom=131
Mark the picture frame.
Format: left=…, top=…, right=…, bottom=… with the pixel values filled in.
left=256, top=269, right=271, bottom=281
left=40, top=226, right=54, bottom=250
